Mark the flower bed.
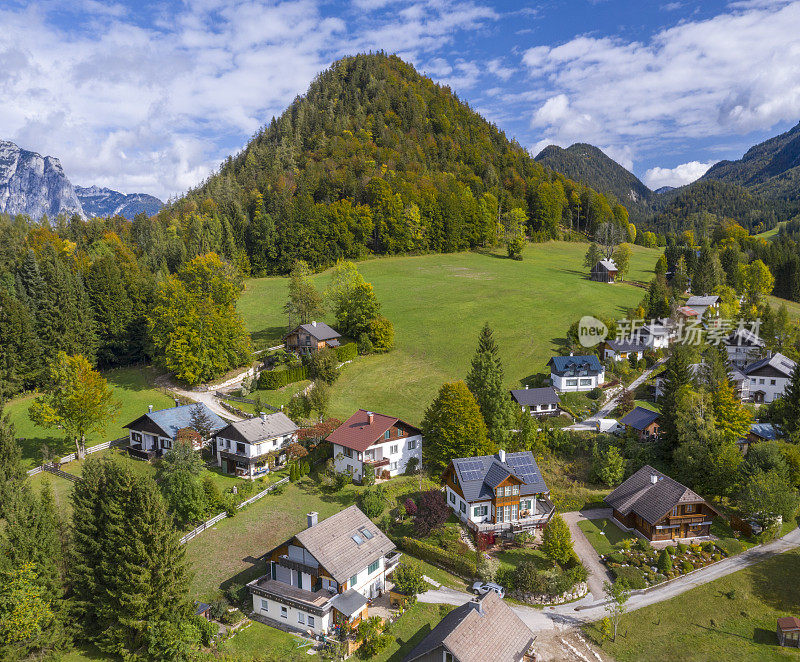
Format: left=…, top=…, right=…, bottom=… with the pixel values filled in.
left=601, top=540, right=726, bottom=588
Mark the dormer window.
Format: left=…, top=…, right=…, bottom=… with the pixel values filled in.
left=384, top=430, right=391, bottom=440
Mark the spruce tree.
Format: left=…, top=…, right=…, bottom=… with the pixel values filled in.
left=71, top=458, right=193, bottom=657
left=778, top=364, right=800, bottom=442
left=466, top=323, right=515, bottom=446
left=659, top=346, right=694, bottom=453
left=0, top=408, right=25, bottom=515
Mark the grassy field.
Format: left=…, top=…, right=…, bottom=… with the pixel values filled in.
left=238, top=242, right=660, bottom=424
left=577, top=518, right=637, bottom=556
left=4, top=365, right=174, bottom=469
left=586, top=548, right=800, bottom=661
left=768, top=295, right=800, bottom=321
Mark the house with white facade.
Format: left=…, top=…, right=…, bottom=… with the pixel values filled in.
left=327, top=409, right=422, bottom=482
left=123, top=402, right=226, bottom=461
left=685, top=295, right=720, bottom=318
left=548, top=355, right=605, bottom=392
left=213, top=412, right=298, bottom=478
left=509, top=386, right=561, bottom=417
left=743, top=352, right=797, bottom=403
left=602, top=338, right=646, bottom=362
left=442, top=450, right=554, bottom=534
left=248, top=506, right=400, bottom=636
left=723, top=327, right=765, bottom=368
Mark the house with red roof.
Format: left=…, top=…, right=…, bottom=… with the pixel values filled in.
left=326, top=409, right=422, bottom=482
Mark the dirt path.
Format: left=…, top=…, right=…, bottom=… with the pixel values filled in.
left=562, top=509, right=614, bottom=600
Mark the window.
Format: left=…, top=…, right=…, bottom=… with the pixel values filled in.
left=566, top=379, right=578, bottom=387
left=343, top=447, right=353, bottom=458
left=236, top=442, right=245, bottom=454
left=580, top=378, right=592, bottom=386
left=281, top=606, right=288, bottom=619
left=473, top=506, right=482, bottom=517
left=685, top=504, right=694, bottom=513
left=460, top=502, right=466, bottom=513
left=360, top=528, right=374, bottom=540
left=260, top=599, right=269, bottom=611
left=132, top=432, right=142, bottom=442
left=444, top=652, right=454, bottom=662
left=449, top=491, right=455, bottom=503
left=759, top=378, right=765, bottom=384
left=368, top=560, right=379, bottom=574
left=384, top=430, right=391, bottom=439
left=298, top=612, right=305, bottom=624
left=497, top=507, right=504, bottom=523
left=350, top=573, right=358, bottom=587
left=771, top=379, right=776, bottom=385
left=506, top=486, right=513, bottom=496
left=672, top=507, right=678, bottom=516
left=511, top=504, right=518, bottom=520
left=390, top=445, right=398, bottom=454
left=512, top=485, right=519, bottom=495
left=352, top=533, right=364, bottom=545
left=307, top=616, right=315, bottom=628
left=390, top=461, right=398, bottom=471
left=521, top=499, right=531, bottom=511
left=408, top=440, right=417, bottom=450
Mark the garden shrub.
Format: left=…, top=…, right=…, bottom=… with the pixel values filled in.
left=715, top=538, right=743, bottom=556
left=359, top=486, right=387, bottom=518
left=404, top=456, right=419, bottom=475
left=259, top=365, right=309, bottom=389
left=514, top=561, right=547, bottom=594
left=193, top=615, right=217, bottom=646
left=701, top=541, right=715, bottom=553
left=606, top=552, right=625, bottom=564
left=677, top=542, right=688, bottom=554
left=335, top=342, right=358, bottom=362
left=588, top=387, right=603, bottom=400
left=665, top=545, right=675, bottom=555
left=611, top=566, right=646, bottom=589
left=681, top=561, right=694, bottom=573
left=690, top=543, right=702, bottom=553
left=398, top=537, right=477, bottom=578
left=635, top=538, right=651, bottom=552
left=221, top=609, right=245, bottom=625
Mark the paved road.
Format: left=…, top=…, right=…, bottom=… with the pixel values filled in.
left=419, top=526, right=800, bottom=633
left=561, top=509, right=614, bottom=600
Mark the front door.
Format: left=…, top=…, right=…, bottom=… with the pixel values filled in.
left=226, top=459, right=237, bottom=475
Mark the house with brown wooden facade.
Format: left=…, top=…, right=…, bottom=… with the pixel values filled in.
left=590, top=259, right=618, bottom=283
left=283, top=321, right=341, bottom=355
left=443, top=450, right=554, bottom=534
left=402, top=591, right=536, bottom=662
left=605, top=465, right=719, bottom=541
left=248, top=506, right=401, bottom=637
left=327, top=409, right=422, bottom=482
left=619, top=406, right=661, bottom=441
left=778, top=617, right=800, bottom=648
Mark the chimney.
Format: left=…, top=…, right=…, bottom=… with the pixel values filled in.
left=307, top=512, right=318, bottom=529
left=174, top=398, right=180, bottom=408
left=311, top=320, right=317, bottom=327
left=524, top=384, right=529, bottom=390
left=148, top=404, right=153, bottom=413
left=650, top=473, right=659, bottom=484
left=367, top=411, right=374, bottom=425
left=260, top=412, right=267, bottom=421
left=475, top=595, right=485, bottom=614
left=498, top=449, right=506, bottom=464
left=569, top=351, right=574, bottom=357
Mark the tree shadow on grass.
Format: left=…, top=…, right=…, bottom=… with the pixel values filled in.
left=747, top=550, right=800, bottom=615
left=753, top=628, right=778, bottom=645
left=251, top=327, right=287, bottom=350
left=385, top=623, right=434, bottom=662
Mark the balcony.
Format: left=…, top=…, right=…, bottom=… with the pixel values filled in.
left=126, top=445, right=158, bottom=461
left=277, top=554, right=319, bottom=577
left=467, top=497, right=555, bottom=533
left=365, top=457, right=389, bottom=468
left=384, top=550, right=402, bottom=573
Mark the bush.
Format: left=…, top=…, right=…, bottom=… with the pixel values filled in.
left=259, top=365, right=309, bottom=389
left=193, top=614, right=217, bottom=646
left=514, top=561, right=548, bottom=594
left=635, top=538, right=651, bottom=552
left=226, top=583, right=247, bottom=608
left=335, top=342, right=358, bottom=362
left=588, top=387, right=603, bottom=400
left=690, top=543, right=702, bottom=553
left=357, top=332, right=373, bottom=355
left=606, top=552, right=625, bottom=565
left=681, top=561, right=694, bottom=573
left=362, top=463, right=376, bottom=486
left=403, top=498, right=417, bottom=517
left=359, top=486, right=387, bottom=518
left=715, top=538, right=743, bottom=556
left=398, top=537, right=477, bottom=578
left=611, top=566, right=646, bottom=589
left=405, top=456, right=419, bottom=475
left=221, top=609, right=245, bottom=625
left=369, top=315, right=395, bottom=352
left=665, top=545, right=675, bottom=555
left=677, top=542, right=688, bottom=554
left=413, top=489, right=449, bottom=536
left=307, top=348, right=340, bottom=385
left=335, top=470, right=353, bottom=490
left=391, top=563, right=428, bottom=597
left=657, top=549, right=672, bottom=573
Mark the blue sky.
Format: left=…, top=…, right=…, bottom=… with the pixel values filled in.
left=1, top=0, right=799, bottom=199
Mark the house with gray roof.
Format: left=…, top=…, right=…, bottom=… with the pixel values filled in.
left=248, top=505, right=400, bottom=636
left=403, top=590, right=535, bottom=662
left=284, top=320, right=341, bottom=355
left=605, top=465, right=719, bottom=541
left=723, top=327, right=765, bottom=367
left=743, top=352, right=797, bottom=403
left=619, top=406, right=661, bottom=441
left=548, top=355, right=605, bottom=392
left=214, top=412, right=298, bottom=478
left=123, top=402, right=226, bottom=461
left=602, top=337, right=647, bottom=363
left=685, top=295, right=720, bottom=317
left=737, top=422, right=782, bottom=454
left=590, top=259, right=618, bottom=283
left=509, top=386, right=561, bottom=417
left=443, top=450, right=554, bottom=534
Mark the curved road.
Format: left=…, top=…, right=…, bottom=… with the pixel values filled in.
left=419, top=526, right=800, bottom=633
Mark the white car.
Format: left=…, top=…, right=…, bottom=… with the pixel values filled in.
left=472, top=581, right=505, bottom=598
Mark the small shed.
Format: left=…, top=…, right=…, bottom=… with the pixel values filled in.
left=777, top=617, right=800, bottom=647
left=590, top=259, right=618, bottom=283
left=194, top=601, right=212, bottom=620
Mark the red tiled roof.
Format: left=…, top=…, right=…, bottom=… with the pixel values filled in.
left=326, top=409, right=417, bottom=453
left=676, top=306, right=698, bottom=317
left=778, top=617, right=800, bottom=631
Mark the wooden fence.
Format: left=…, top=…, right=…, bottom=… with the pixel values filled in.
left=25, top=437, right=129, bottom=477
left=178, top=476, right=290, bottom=545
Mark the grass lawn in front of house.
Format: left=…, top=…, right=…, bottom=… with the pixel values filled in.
left=400, top=555, right=469, bottom=591
left=216, top=620, right=317, bottom=661
left=4, top=365, right=174, bottom=469
left=584, top=548, right=800, bottom=662
left=577, top=518, right=637, bottom=556
left=229, top=382, right=312, bottom=414
left=371, top=602, right=455, bottom=662
left=493, top=546, right=551, bottom=573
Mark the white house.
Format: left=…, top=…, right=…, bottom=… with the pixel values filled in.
left=685, top=295, right=720, bottom=318
left=723, top=328, right=765, bottom=368
left=326, top=409, right=422, bottom=482
left=509, top=386, right=561, bottom=416
left=602, top=338, right=646, bottom=362
left=743, top=352, right=797, bottom=403
left=213, top=412, right=298, bottom=478
left=548, top=355, right=605, bottom=392
left=248, top=506, right=400, bottom=636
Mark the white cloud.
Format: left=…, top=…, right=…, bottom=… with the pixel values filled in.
left=643, top=161, right=716, bottom=189
left=521, top=1, right=800, bottom=169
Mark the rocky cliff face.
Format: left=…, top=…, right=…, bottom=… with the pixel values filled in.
left=75, top=186, right=164, bottom=220
left=0, top=140, right=85, bottom=219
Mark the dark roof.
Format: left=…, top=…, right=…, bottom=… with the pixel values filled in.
left=329, top=589, right=368, bottom=618
left=124, top=403, right=226, bottom=440
left=510, top=386, right=561, bottom=406
left=326, top=409, right=419, bottom=453
left=451, top=451, right=548, bottom=503
left=403, top=591, right=534, bottom=662
left=215, top=412, right=297, bottom=444
left=286, top=321, right=341, bottom=342
left=620, top=406, right=660, bottom=431
left=724, top=327, right=765, bottom=348
left=194, top=602, right=210, bottom=615
left=750, top=423, right=779, bottom=440
left=548, top=355, right=604, bottom=376
left=605, top=465, right=714, bottom=526
left=605, top=338, right=647, bottom=353
left=744, top=352, right=797, bottom=378
left=294, top=505, right=395, bottom=583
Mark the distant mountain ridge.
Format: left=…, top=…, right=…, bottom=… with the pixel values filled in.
left=76, top=186, right=163, bottom=219
left=0, top=140, right=84, bottom=219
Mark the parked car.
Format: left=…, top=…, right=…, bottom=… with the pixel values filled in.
left=472, top=581, right=505, bottom=598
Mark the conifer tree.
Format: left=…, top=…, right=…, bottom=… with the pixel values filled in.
left=659, top=346, right=694, bottom=452
left=466, top=323, right=515, bottom=446
left=777, top=364, right=800, bottom=442
left=71, top=458, right=193, bottom=657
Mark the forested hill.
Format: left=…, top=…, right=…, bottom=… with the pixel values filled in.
left=534, top=143, right=653, bottom=222
left=162, top=52, right=626, bottom=275
left=701, top=120, right=800, bottom=204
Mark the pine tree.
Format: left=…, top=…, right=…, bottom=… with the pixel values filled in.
left=465, top=323, right=515, bottom=446
left=539, top=514, right=575, bottom=566
left=777, top=364, right=800, bottom=442
left=71, top=458, right=193, bottom=657
left=421, top=381, right=494, bottom=474
left=659, top=347, right=694, bottom=453
left=583, top=242, right=602, bottom=270
left=0, top=409, right=25, bottom=515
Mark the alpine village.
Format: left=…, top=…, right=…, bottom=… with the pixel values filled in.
left=3, top=46, right=800, bottom=662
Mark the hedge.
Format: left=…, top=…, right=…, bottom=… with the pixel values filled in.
left=335, top=342, right=357, bottom=362
left=398, top=536, right=477, bottom=579
left=610, top=565, right=646, bottom=589
left=259, top=365, right=309, bottom=390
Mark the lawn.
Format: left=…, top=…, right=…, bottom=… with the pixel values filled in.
left=216, top=621, right=317, bottom=661
left=494, top=547, right=551, bottom=573
left=768, top=294, right=800, bottom=321
left=585, top=548, right=800, bottom=661
left=238, top=242, right=660, bottom=423
left=4, top=365, right=174, bottom=469
left=372, top=602, right=454, bottom=662
left=577, top=518, right=637, bottom=556
left=227, top=381, right=312, bottom=414
left=401, top=555, right=469, bottom=591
